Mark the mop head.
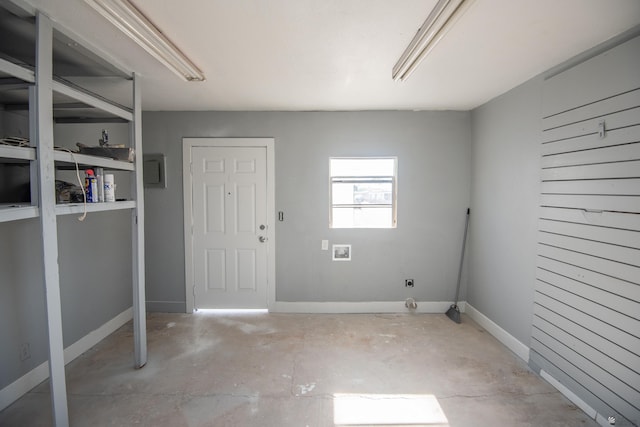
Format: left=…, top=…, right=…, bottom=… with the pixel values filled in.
left=445, top=304, right=461, bottom=324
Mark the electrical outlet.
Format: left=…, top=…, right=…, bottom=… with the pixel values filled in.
left=405, top=279, right=414, bottom=288
left=20, top=342, right=30, bottom=361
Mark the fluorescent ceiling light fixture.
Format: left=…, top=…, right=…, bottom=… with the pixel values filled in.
left=85, top=0, right=205, bottom=82
left=392, top=0, right=474, bottom=81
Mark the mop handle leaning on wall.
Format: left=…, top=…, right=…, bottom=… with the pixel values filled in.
left=446, top=208, right=470, bottom=323
left=453, top=208, right=470, bottom=306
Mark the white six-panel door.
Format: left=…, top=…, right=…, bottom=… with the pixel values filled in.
left=184, top=140, right=272, bottom=310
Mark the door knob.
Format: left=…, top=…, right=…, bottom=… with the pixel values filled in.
left=259, top=236, right=267, bottom=243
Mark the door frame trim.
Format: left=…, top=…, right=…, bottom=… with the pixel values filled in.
left=182, top=137, right=276, bottom=313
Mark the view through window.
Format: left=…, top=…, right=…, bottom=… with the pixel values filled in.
left=329, top=157, right=397, bottom=228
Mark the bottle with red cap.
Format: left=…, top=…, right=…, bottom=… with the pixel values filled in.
left=85, top=169, right=99, bottom=203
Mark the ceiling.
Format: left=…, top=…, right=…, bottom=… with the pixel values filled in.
left=21, top=0, right=640, bottom=111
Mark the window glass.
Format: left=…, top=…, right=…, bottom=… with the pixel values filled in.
left=329, top=158, right=397, bottom=228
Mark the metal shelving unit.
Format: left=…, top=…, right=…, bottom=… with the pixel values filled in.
left=0, top=3, right=147, bottom=426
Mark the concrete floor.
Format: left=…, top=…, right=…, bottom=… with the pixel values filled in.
left=1, top=312, right=598, bottom=427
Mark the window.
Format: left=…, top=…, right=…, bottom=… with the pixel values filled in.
left=330, top=157, right=397, bottom=228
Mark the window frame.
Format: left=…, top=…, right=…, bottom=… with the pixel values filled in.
left=329, top=157, right=398, bottom=229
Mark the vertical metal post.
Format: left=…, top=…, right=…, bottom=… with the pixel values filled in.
left=131, top=73, right=147, bottom=368
left=28, top=86, right=39, bottom=206
left=35, top=13, right=70, bottom=427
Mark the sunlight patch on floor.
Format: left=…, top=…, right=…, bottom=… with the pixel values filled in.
left=333, top=393, right=449, bottom=426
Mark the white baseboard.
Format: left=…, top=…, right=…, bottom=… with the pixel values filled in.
left=62, top=308, right=132, bottom=364
left=464, top=303, right=530, bottom=362
left=0, top=307, right=133, bottom=411
left=271, top=300, right=465, bottom=314
left=0, top=362, right=50, bottom=413
left=539, top=369, right=603, bottom=424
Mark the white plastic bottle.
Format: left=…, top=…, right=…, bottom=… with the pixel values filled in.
left=104, top=174, right=116, bottom=202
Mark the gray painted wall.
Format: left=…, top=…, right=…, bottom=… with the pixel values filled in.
left=0, top=212, right=133, bottom=390
left=468, top=78, right=542, bottom=346
left=142, top=111, right=471, bottom=311
left=0, top=219, right=48, bottom=388
left=1, top=110, right=29, bottom=140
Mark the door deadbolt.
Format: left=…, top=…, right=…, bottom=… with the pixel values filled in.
left=259, top=224, right=266, bottom=230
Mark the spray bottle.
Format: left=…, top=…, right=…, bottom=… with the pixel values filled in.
left=85, top=169, right=98, bottom=203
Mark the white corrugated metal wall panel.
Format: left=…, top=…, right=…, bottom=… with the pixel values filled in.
left=534, top=35, right=640, bottom=426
